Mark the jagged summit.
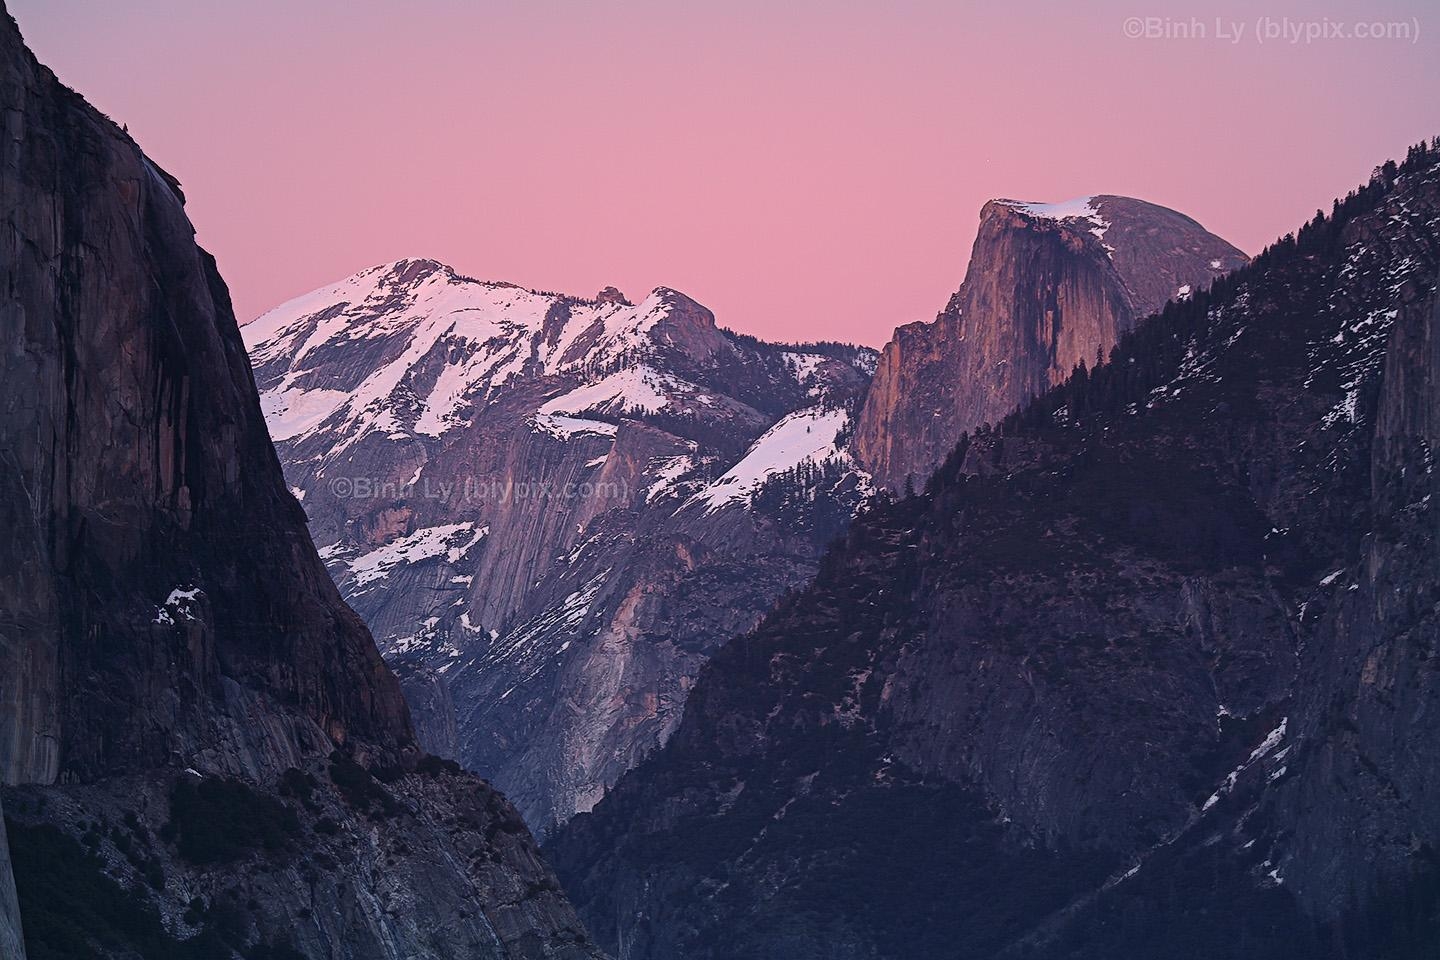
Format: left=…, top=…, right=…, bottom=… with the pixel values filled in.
left=243, top=263, right=734, bottom=445
left=386, top=255, right=450, bottom=277
left=247, top=261, right=877, bottom=832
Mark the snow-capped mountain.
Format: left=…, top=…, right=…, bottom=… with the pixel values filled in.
left=244, top=260, right=876, bottom=833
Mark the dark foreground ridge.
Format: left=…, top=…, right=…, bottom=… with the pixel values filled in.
left=550, top=143, right=1440, bottom=959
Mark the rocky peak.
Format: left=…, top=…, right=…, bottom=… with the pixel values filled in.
left=640, top=286, right=732, bottom=363
left=387, top=256, right=451, bottom=284
left=244, top=270, right=743, bottom=448
left=595, top=285, right=630, bottom=305
left=853, top=193, right=1247, bottom=490
left=248, top=260, right=877, bottom=834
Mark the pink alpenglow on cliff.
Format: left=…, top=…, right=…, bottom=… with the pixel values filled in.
left=854, top=195, right=1248, bottom=490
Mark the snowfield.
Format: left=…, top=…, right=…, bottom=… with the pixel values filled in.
left=244, top=259, right=706, bottom=448
left=345, top=522, right=488, bottom=585
left=697, top=406, right=853, bottom=511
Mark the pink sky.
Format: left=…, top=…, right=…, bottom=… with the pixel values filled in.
left=12, top=0, right=1437, bottom=345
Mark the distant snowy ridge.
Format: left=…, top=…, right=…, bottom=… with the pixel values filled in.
left=244, top=259, right=719, bottom=447
left=247, top=257, right=879, bottom=832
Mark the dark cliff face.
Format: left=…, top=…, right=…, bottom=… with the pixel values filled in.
left=0, top=8, right=602, bottom=958
left=1272, top=235, right=1440, bottom=926
left=244, top=260, right=876, bottom=834
left=548, top=149, right=1440, bottom=959
left=854, top=195, right=1247, bottom=491
left=0, top=811, right=19, bottom=960
left=0, top=7, right=408, bottom=784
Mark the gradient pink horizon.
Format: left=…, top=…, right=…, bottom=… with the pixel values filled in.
left=11, top=0, right=1437, bottom=346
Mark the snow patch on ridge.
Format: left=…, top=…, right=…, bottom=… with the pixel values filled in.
left=998, top=197, right=1101, bottom=221
left=697, top=407, right=852, bottom=511
left=538, top=365, right=685, bottom=418
left=260, top=387, right=351, bottom=443
left=997, top=196, right=1114, bottom=257
left=646, top=454, right=698, bottom=503
left=1201, top=717, right=1288, bottom=813
left=530, top=414, right=620, bottom=440
left=347, top=523, right=488, bottom=586
left=153, top=585, right=203, bottom=625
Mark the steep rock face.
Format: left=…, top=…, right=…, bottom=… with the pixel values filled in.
left=549, top=149, right=1440, bottom=959
left=854, top=195, right=1247, bottom=490
left=0, top=804, right=20, bottom=960
left=244, top=268, right=875, bottom=832
left=0, top=8, right=601, bottom=957
left=0, top=20, right=407, bottom=791
left=1272, top=223, right=1440, bottom=923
